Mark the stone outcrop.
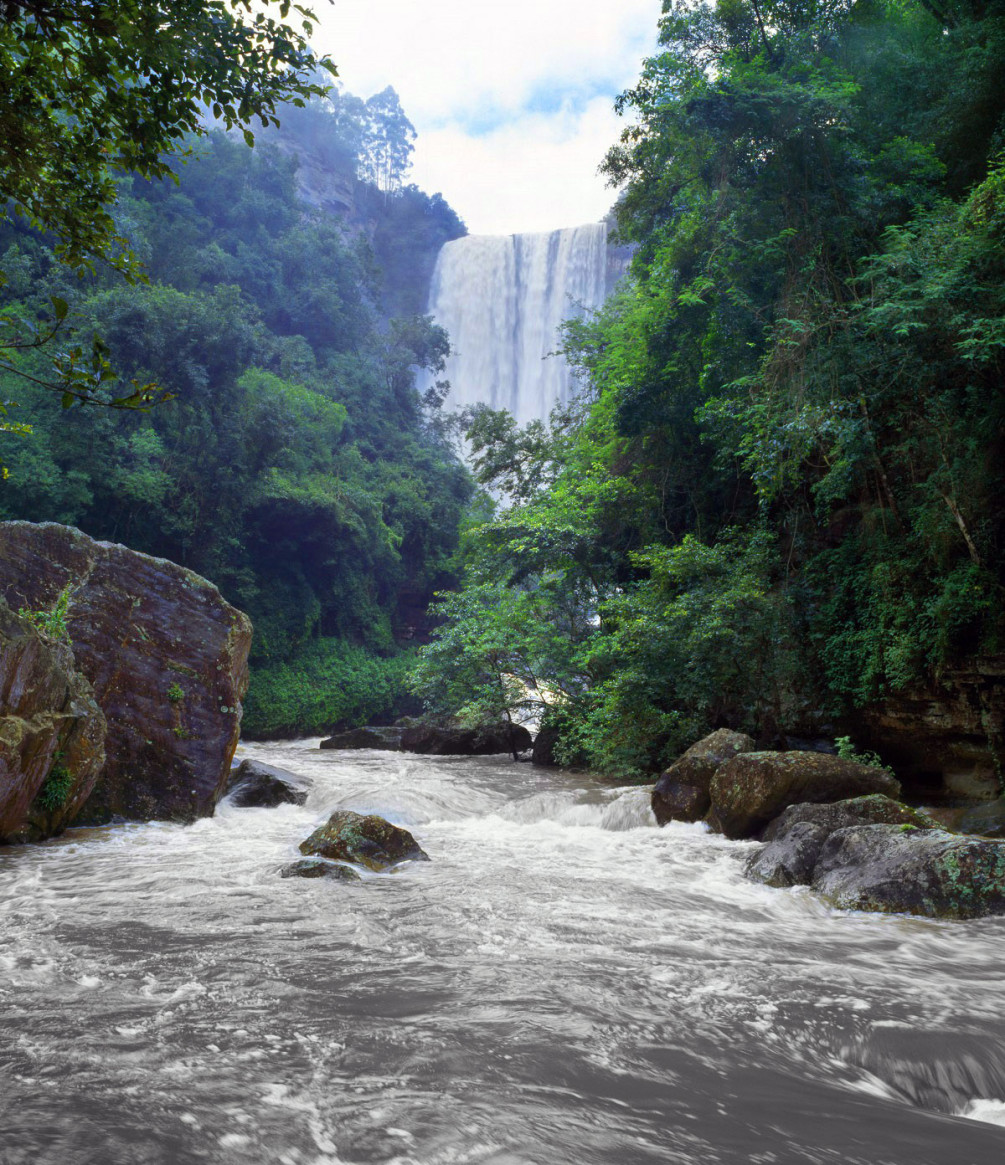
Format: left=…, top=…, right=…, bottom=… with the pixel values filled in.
left=280, top=858, right=361, bottom=882
left=0, top=597, right=106, bottom=843
left=299, top=809, right=429, bottom=871
left=399, top=722, right=532, bottom=756
left=708, top=750, right=901, bottom=839
left=531, top=724, right=561, bottom=767
left=226, top=759, right=308, bottom=808
left=320, top=726, right=404, bottom=751
left=811, top=825, right=1005, bottom=919
left=747, top=795, right=937, bottom=888
left=0, top=522, right=252, bottom=824
left=652, top=729, right=756, bottom=825
left=847, top=657, right=1005, bottom=801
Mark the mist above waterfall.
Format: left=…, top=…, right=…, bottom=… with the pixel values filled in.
left=425, top=223, right=611, bottom=427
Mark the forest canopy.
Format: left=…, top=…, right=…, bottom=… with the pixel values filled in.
left=411, top=0, right=1005, bottom=776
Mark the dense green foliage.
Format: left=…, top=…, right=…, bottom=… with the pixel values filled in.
left=1, top=89, right=472, bottom=733
left=242, top=639, right=420, bottom=739
left=413, top=0, right=1005, bottom=777
left=0, top=0, right=335, bottom=415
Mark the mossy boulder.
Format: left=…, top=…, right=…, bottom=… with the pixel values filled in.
left=747, top=795, right=938, bottom=888
left=811, top=825, right=1005, bottom=919
left=226, top=759, right=308, bottom=808
left=299, top=809, right=429, bottom=871
left=708, top=751, right=901, bottom=839
left=280, top=858, right=361, bottom=882
left=0, top=596, right=106, bottom=844
left=0, top=521, right=252, bottom=825
left=652, top=729, right=755, bottom=825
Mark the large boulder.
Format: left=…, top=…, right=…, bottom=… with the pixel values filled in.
left=652, top=729, right=756, bottom=825
left=399, top=722, right=532, bottom=756
left=226, top=759, right=308, bottom=808
left=320, top=726, right=403, bottom=751
left=0, top=522, right=252, bottom=824
left=0, top=597, right=106, bottom=843
left=299, top=809, right=429, bottom=871
left=708, top=750, right=901, bottom=839
left=747, top=795, right=937, bottom=888
left=811, top=825, right=1005, bottom=919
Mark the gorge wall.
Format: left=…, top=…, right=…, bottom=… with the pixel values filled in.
left=425, top=223, right=625, bottom=425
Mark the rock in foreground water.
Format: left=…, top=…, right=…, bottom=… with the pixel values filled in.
left=747, top=795, right=937, bottom=887
left=652, top=729, right=756, bottom=825
left=299, top=809, right=429, bottom=871
left=0, top=597, right=106, bottom=844
left=0, top=521, right=253, bottom=825
left=280, top=858, right=361, bottom=882
left=811, top=825, right=1005, bottom=919
left=226, top=759, right=308, bottom=807
left=708, top=751, right=901, bottom=839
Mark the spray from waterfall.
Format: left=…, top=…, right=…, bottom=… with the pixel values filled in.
left=424, top=223, right=611, bottom=426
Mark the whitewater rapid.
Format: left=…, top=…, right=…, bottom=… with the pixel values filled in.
left=1, top=741, right=1004, bottom=1164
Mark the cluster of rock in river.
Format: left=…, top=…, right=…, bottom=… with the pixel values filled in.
left=651, top=729, right=1005, bottom=919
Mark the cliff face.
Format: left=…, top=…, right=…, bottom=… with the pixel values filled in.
left=0, top=597, right=106, bottom=843
left=847, top=657, right=1005, bottom=802
left=0, top=522, right=253, bottom=825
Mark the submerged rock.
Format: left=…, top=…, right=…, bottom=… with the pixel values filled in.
left=811, top=825, right=1005, bottom=919
left=708, top=751, right=901, bottom=839
left=399, top=722, right=532, bottom=756
left=226, top=759, right=308, bottom=808
left=0, top=521, right=252, bottom=825
left=299, top=809, right=429, bottom=871
left=747, top=795, right=937, bottom=888
left=652, top=729, right=756, bottom=825
left=0, top=597, right=106, bottom=844
left=320, top=726, right=404, bottom=751
left=280, top=858, right=361, bottom=882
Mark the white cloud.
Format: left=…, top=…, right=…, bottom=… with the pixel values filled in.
left=312, top=0, right=661, bottom=234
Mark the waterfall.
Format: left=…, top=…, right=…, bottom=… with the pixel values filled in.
left=424, top=222, right=612, bottom=426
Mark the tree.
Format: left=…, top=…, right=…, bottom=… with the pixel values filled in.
left=0, top=0, right=335, bottom=437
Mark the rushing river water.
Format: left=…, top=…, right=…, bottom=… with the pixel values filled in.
left=2, top=741, right=1004, bottom=1165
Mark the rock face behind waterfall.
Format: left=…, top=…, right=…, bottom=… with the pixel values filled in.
left=0, top=522, right=252, bottom=825
left=424, top=224, right=612, bottom=426
left=0, top=597, right=106, bottom=843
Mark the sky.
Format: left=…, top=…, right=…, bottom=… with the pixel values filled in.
left=311, top=1, right=664, bottom=236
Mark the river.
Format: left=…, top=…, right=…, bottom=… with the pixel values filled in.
left=2, top=740, right=1004, bottom=1164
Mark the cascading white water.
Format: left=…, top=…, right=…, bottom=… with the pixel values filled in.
left=425, top=223, right=611, bottom=425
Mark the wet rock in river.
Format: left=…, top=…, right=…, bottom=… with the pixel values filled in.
left=811, top=825, right=1005, bottom=919
left=280, top=858, right=361, bottom=882
left=747, top=795, right=937, bottom=888
left=0, top=521, right=252, bottom=826
left=708, top=751, right=901, bottom=839
left=226, top=759, right=308, bottom=808
left=0, top=596, right=106, bottom=844
left=320, top=726, right=403, bottom=750
left=400, top=722, right=532, bottom=756
left=299, top=809, right=429, bottom=871
left=652, top=728, right=757, bottom=825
